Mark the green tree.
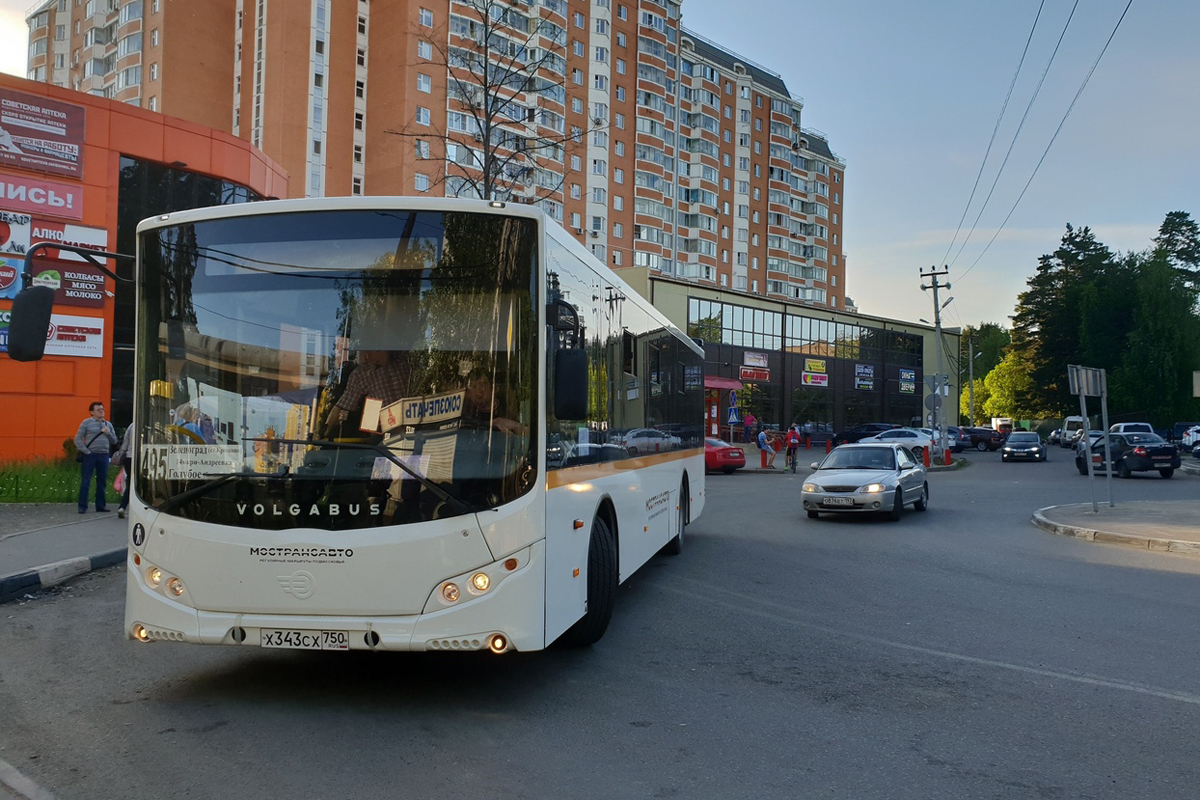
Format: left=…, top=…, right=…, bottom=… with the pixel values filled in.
left=982, top=352, right=1035, bottom=420
left=1009, top=225, right=1120, bottom=417
left=959, top=377, right=990, bottom=425
left=1153, top=210, right=1200, bottom=293
left=1110, top=250, right=1200, bottom=425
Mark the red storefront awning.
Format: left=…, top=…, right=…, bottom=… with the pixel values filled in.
left=704, top=375, right=743, bottom=390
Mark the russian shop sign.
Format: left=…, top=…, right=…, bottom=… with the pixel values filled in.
left=0, top=88, right=86, bottom=178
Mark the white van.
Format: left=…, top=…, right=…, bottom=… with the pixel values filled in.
left=1062, top=416, right=1086, bottom=448
left=1109, top=422, right=1154, bottom=435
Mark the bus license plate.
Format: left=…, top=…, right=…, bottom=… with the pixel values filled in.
left=823, top=497, right=854, bottom=507
left=260, top=629, right=349, bottom=650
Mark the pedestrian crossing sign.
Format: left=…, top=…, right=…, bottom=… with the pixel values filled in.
left=727, top=406, right=740, bottom=425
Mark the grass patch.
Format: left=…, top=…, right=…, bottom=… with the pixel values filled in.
left=0, top=459, right=120, bottom=504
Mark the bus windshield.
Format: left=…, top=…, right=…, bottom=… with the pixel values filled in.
left=134, top=209, right=539, bottom=530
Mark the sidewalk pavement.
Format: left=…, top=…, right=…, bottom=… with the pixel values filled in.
left=0, top=504, right=127, bottom=603
left=0, top=458, right=1197, bottom=602
left=1033, top=499, right=1200, bottom=556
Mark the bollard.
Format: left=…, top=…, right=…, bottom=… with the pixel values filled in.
left=944, top=447, right=952, bottom=466
left=760, top=448, right=768, bottom=469
left=805, top=434, right=811, bottom=450
left=922, top=447, right=931, bottom=468
left=825, top=439, right=832, bottom=454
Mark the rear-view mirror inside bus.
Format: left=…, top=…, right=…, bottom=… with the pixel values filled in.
left=6, top=285, right=55, bottom=362
left=553, top=348, right=588, bottom=420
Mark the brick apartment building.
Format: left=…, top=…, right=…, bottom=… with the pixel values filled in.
left=24, top=0, right=849, bottom=313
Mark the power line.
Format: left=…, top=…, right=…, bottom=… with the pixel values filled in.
left=949, top=0, right=1081, bottom=270
left=957, top=0, right=1136, bottom=282
left=940, top=0, right=1047, bottom=266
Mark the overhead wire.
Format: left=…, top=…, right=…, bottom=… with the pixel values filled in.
left=957, top=0, right=1136, bottom=282
left=939, top=0, right=1047, bottom=267
left=948, top=0, right=1081, bottom=270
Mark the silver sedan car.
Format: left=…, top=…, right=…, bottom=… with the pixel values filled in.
left=802, top=443, right=929, bottom=521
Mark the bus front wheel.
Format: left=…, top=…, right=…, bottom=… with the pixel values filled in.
left=559, top=516, right=617, bottom=647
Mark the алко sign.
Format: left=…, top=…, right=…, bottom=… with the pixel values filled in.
left=0, top=219, right=110, bottom=304
left=0, top=88, right=86, bottom=179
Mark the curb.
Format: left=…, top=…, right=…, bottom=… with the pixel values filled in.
left=0, top=548, right=126, bottom=604
left=1031, top=505, right=1200, bottom=557
left=1181, top=460, right=1200, bottom=477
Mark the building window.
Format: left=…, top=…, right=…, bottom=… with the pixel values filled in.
left=315, top=39, right=324, bottom=54
left=352, top=177, right=363, bottom=195
left=354, top=112, right=364, bottom=130
left=150, top=63, right=158, bottom=80
left=613, top=223, right=622, bottom=238
left=570, top=212, right=581, bottom=229
left=148, top=96, right=157, bottom=111
left=573, top=11, right=584, bottom=27
left=357, top=48, right=367, bottom=66
left=415, top=174, right=429, bottom=192
left=356, top=80, right=366, bottom=98
left=419, top=7, right=433, bottom=25
left=617, top=5, right=626, bottom=20
left=416, top=73, right=431, bottom=92
left=613, top=195, right=623, bottom=211
left=592, top=159, right=606, bottom=175
left=594, top=74, right=607, bottom=90
left=595, top=18, right=607, bottom=34
left=314, top=73, right=323, bottom=88
left=573, top=40, right=584, bottom=57
left=354, top=145, right=363, bottom=162
left=313, top=139, right=321, bottom=154
left=616, top=31, right=625, bottom=47
left=592, top=187, right=606, bottom=203
left=570, top=183, right=581, bottom=199
left=151, top=29, right=158, bottom=47
left=612, top=250, right=622, bottom=266
left=417, top=40, right=431, bottom=60
left=415, top=107, right=430, bottom=125
left=594, top=47, right=607, bottom=62
left=358, top=16, right=367, bottom=34
left=415, top=139, right=430, bottom=159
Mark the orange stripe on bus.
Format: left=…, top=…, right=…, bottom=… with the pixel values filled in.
left=546, top=448, right=702, bottom=489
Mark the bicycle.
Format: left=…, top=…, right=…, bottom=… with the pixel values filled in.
left=785, top=447, right=798, bottom=473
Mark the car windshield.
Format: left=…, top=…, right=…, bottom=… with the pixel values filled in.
left=1008, top=433, right=1039, bottom=443
left=134, top=208, right=538, bottom=530
left=820, top=447, right=896, bottom=470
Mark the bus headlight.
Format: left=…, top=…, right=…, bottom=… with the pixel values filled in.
left=166, top=577, right=186, bottom=597
left=441, top=583, right=460, bottom=603
left=471, top=572, right=491, bottom=593
left=147, top=567, right=163, bottom=587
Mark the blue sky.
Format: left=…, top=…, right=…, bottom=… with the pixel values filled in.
left=2, top=0, right=1196, bottom=331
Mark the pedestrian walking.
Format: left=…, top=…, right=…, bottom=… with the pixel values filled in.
left=74, top=401, right=118, bottom=513
left=743, top=412, right=756, bottom=444
left=111, top=423, right=134, bottom=518
left=757, top=427, right=777, bottom=469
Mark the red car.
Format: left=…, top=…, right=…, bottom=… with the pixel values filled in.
left=705, top=437, right=746, bottom=474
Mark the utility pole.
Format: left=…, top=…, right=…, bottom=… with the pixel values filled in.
left=968, top=337, right=975, bottom=426
left=921, top=265, right=950, bottom=460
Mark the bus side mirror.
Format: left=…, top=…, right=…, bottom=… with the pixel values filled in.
left=553, top=348, right=588, bottom=420
left=6, top=285, right=55, bottom=362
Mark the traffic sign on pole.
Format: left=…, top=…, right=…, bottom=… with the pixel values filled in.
left=727, top=406, right=740, bottom=425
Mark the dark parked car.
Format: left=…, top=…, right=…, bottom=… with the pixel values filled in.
left=963, top=426, right=1004, bottom=451
left=1001, top=431, right=1048, bottom=462
left=831, top=422, right=898, bottom=446
left=1075, top=432, right=1181, bottom=478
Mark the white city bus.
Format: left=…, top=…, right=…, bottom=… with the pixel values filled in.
left=120, top=197, right=705, bottom=653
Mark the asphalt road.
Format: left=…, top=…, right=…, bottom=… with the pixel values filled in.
left=2, top=449, right=1199, bottom=799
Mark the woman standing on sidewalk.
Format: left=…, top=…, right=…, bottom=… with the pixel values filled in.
left=73, top=402, right=118, bottom=514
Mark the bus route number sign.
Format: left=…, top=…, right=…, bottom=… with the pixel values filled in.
left=260, top=629, right=350, bottom=650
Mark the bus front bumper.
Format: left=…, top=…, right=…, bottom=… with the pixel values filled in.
left=124, top=540, right=548, bottom=653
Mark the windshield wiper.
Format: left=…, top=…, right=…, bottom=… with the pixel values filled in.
left=155, top=466, right=291, bottom=515
left=281, top=438, right=482, bottom=516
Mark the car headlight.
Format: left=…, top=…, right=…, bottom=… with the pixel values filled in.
left=860, top=483, right=886, bottom=493
left=802, top=483, right=819, bottom=493
left=1003, top=447, right=1013, bottom=452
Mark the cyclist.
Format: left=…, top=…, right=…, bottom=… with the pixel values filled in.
left=784, top=424, right=802, bottom=472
